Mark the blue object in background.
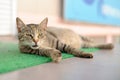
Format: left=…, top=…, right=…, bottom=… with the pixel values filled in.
left=64, top=0, right=120, bottom=26
left=83, top=0, right=95, bottom=5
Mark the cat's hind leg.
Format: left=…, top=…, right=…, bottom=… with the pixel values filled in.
left=81, top=36, right=114, bottom=49
left=82, top=42, right=114, bottom=49
left=94, top=43, right=114, bottom=49
left=55, top=40, right=93, bottom=58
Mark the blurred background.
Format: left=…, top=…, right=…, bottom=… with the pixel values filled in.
left=0, top=0, right=120, bottom=43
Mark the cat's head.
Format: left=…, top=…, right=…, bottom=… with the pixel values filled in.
left=16, top=17, right=48, bottom=49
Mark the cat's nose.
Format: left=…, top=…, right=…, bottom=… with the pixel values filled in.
left=33, top=39, right=39, bottom=44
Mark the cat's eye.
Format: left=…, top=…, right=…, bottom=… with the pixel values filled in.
left=38, top=33, right=43, bottom=38
left=26, top=34, right=33, bottom=38
left=38, top=33, right=42, bottom=36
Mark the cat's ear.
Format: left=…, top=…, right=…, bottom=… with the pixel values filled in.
left=39, top=17, right=48, bottom=30
left=16, top=17, right=26, bottom=32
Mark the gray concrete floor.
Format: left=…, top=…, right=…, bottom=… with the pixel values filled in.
left=0, top=44, right=120, bottom=80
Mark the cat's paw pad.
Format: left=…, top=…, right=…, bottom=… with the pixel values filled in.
left=80, top=53, right=93, bottom=58
left=50, top=50, right=62, bottom=63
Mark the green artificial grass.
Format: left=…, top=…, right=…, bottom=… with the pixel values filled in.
left=0, top=42, right=99, bottom=74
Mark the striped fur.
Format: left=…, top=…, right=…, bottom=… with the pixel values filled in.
left=16, top=17, right=114, bottom=63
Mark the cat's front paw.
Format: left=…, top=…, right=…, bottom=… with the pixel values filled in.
left=50, top=50, right=62, bottom=63
left=79, top=53, right=93, bottom=58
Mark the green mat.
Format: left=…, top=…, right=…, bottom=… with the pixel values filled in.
left=0, top=42, right=99, bottom=74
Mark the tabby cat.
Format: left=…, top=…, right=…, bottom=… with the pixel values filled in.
left=16, top=17, right=114, bottom=63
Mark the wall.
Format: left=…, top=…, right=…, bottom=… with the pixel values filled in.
left=17, top=0, right=60, bottom=16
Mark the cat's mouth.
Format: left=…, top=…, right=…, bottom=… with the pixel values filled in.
left=31, top=45, right=39, bottom=49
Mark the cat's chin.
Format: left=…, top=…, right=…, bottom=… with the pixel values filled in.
left=31, top=46, right=39, bottom=49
